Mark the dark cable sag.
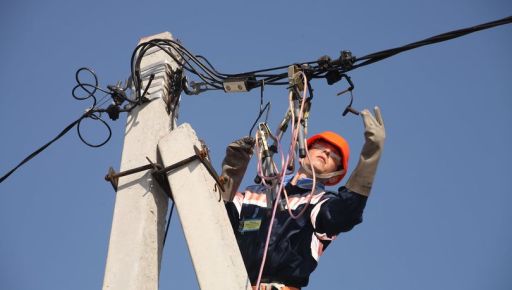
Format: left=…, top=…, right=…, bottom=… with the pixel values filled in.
left=163, top=201, right=175, bottom=247
left=0, top=68, right=125, bottom=183
left=72, top=68, right=115, bottom=148
left=130, top=16, right=512, bottom=93
left=1, top=16, right=511, bottom=184
left=249, top=81, right=271, bottom=137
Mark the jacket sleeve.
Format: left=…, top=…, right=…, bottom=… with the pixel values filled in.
left=225, top=203, right=238, bottom=232
left=220, top=137, right=254, bottom=201
left=313, top=187, right=368, bottom=237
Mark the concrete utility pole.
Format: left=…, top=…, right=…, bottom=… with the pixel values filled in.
left=103, top=32, right=178, bottom=290
left=103, top=32, right=250, bottom=290
left=158, top=124, right=251, bottom=290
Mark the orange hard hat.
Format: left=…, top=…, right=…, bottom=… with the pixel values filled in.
left=307, top=131, right=350, bottom=185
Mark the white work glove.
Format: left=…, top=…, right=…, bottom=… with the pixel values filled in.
left=220, top=136, right=255, bottom=201
left=345, top=106, right=386, bottom=196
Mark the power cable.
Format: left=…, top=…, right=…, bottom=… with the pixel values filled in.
left=162, top=201, right=175, bottom=247
left=1, top=16, right=510, bottom=184
left=0, top=68, right=136, bottom=184
left=0, top=115, right=85, bottom=184
left=248, top=81, right=271, bottom=137
left=167, top=15, right=512, bottom=91
left=351, top=15, right=512, bottom=70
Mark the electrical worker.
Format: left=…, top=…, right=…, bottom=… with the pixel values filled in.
left=220, top=107, right=385, bottom=290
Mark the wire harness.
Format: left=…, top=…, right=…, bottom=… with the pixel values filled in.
left=1, top=15, right=510, bottom=184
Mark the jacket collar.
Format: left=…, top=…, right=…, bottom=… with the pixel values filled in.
left=284, top=174, right=325, bottom=192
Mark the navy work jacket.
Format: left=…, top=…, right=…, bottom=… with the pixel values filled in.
left=225, top=175, right=368, bottom=288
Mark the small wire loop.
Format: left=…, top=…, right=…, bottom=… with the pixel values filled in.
left=72, top=68, right=100, bottom=107
left=76, top=112, right=112, bottom=148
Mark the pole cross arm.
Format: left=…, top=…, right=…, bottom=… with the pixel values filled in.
left=105, top=145, right=224, bottom=194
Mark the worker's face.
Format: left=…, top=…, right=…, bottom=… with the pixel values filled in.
left=302, top=140, right=342, bottom=175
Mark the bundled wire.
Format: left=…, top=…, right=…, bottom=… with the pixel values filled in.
left=0, top=115, right=85, bottom=183
left=72, top=68, right=115, bottom=147
left=0, top=67, right=142, bottom=184
left=129, top=37, right=323, bottom=95
left=130, top=38, right=224, bottom=98
left=254, top=72, right=318, bottom=289
left=281, top=80, right=316, bottom=220
left=352, top=15, right=512, bottom=70
left=133, top=15, right=509, bottom=93
left=2, top=16, right=510, bottom=184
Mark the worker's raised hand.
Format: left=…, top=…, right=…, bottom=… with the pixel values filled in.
left=220, top=136, right=255, bottom=201
left=345, top=106, right=386, bottom=197
left=360, top=106, right=385, bottom=155
left=232, top=136, right=256, bottom=154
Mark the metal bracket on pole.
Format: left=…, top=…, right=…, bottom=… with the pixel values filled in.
left=105, top=145, right=224, bottom=195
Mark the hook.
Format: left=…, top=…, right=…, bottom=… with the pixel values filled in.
left=335, top=74, right=359, bottom=116
left=342, top=90, right=360, bottom=116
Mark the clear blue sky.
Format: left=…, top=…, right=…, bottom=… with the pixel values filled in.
left=1, top=1, right=511, bottom=289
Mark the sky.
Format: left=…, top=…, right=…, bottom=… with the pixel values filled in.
left=0, top=1, right=511, bottom=289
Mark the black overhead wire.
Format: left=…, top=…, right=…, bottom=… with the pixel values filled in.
left=167, top=15, right=512, bottom=89
left=130, top=38, right=320, bottom=95
left=1, top=16, right=511, bottom=184
left=76, top=112, right=113, bottom=148
left=0, top=115, right=85, bottom=184
left=351, top=15, right=512, bottom=70
left=162, top=201, right=175, bottom=247
left=0, top=68, right=127, bottom=183
left=249, top=81, right=271, bottom=137
left=130, top=39, right=225, bottom=98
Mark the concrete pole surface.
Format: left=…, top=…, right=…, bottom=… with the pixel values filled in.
left=158, top=123, right=251, bottom=290
left=103, top=32, right=179, bottom=290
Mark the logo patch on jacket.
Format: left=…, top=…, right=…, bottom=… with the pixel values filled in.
left=239, top=219, right=262, bottom=233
